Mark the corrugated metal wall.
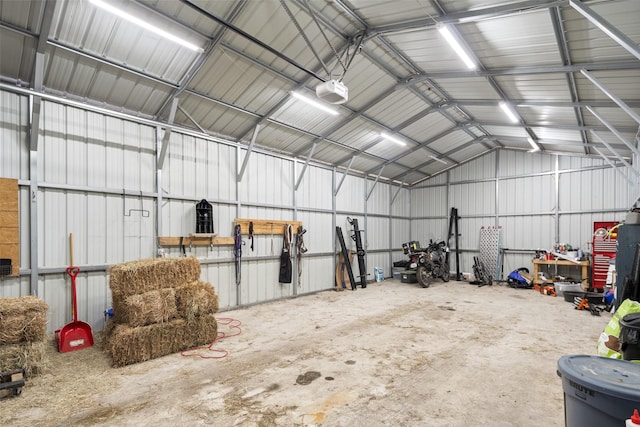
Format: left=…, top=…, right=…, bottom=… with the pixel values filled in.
left=411, top=150, right=632, bottom=280
left=0, top=88, right=412, bottom=333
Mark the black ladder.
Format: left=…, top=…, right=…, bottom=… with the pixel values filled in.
left=446, top=207, right=462, bottom=281
left=348, top=217, right=367, bottom=288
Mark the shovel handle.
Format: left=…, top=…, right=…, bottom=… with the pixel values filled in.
left=66, top=266, right=80, bottom=278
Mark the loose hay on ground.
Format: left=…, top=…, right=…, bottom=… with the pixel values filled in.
left=112, top=288, right=178, bottom=327
left=0, top=340, right=49, bottom=378
left=108, top=257, right=200, bottom=298
left=175, top=280, right=219, bottom=320
left=105, top=313, right=218, bottom=367
left=0, top=296, right=48, bottom=345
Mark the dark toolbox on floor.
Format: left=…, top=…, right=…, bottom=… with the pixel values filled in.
left=401, top=270, right=417, bottom=283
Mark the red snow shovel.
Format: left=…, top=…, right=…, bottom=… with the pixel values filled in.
left=56, top=233, right=94, bottom=352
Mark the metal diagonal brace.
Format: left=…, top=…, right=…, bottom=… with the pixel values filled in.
left=334, top=155, right=356, bottom=196
left=592, top=147, right=635, bottom=186
left=237, top=124, right=261, bottom=182
left=591, top=130, right=640, bottom=177
left=587, top=106, right=640, bottom=158
left=294, top=142, right=317, bottom=191
left=157, top=98, right=179, bottom=170
left=582, top=71, right=640, bottom=125
left=366, top=165, right=385, bottom=201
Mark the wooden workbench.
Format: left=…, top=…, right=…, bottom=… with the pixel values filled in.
left=532, top=259, right=589, bottom=286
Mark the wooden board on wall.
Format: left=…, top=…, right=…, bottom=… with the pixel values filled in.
left=233, top=218, right=302, bottom=236
left=0, top=178, right=19, bottom=276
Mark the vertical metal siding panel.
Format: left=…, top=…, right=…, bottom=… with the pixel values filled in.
left=86, top=111, right=107, bottom=188
left=391, top=187, right=410, bottom=217
left=366, top=217, right=389, bottom=250
left=182, top=134, right=197, bottom=198
left=299, top=211, right=333, bottom=253
left=211, top=142, right=236, bottom=201
left=298, top=166, right=332, bottom=210
left=42, top=275, right=69, bottom=334
left=0, top=91, right=29, bottom=179
left=137, top=124, right=155, bottom=193
left=240, top=153, right=293, bottom=207
left=194, top=137, right=208, bottom=197
left=336, top=175, right=364, bottom=213
left=366, top=181, right=390, bottom=215
left=499, top=176, right=554, bottom=214
left=300, top=256, right=334, bottom=293
left=201, top=263, right=235, bottom=311
left=105, top=116, right=125, bottom=189
left=452, top=182, right=495, bottom=217
left=42, top=101, right=67, bottom=184
left=67, top=106, right=87, bottom=186
left=392, top=219, right=410, bottom=248
left=87, top=194, right=106, bottom=265
left=19, top=188, right=30, bottom=272
left=106, top=194, right=124, bottom=263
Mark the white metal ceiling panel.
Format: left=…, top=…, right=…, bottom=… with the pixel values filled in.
left=189, top=48, right=294, bottom=116
left=461, top=105, right=502, bottom=122
left=482, top=125, right=528, bottom=139
left=366, top=136, right=414, bottom=159
left=178, top=92, right=256, bottom=139
left=385, top=28, right=468, bottom=73
left=253, top=123, right=315, bottom=154
left=365, top=88, right=425, bottom=129
left=575, top=70, right=640, bottom=103
left=0, top=30, right=35, bottom=84
left=345, top=0, right=439, bottom=27
left=140, top=0, right=235, bottom=36
left=431, top=77, right=498, bottom=100
left=426, top=129, right=473, bottom=154
left=495, top=74, right=572, bottom=101
left=518, top=106, right=579, bottom=126
left=401, top=111, right=456, bottom=142
left=338, top=54, right=398, bottom=111
left=563, top=0, right=640, bottom=63
left=326, top=116, right=386, bottom=152
left=269, top=95, right=346, bottom=136
left=465, top=9, right=561, bottom=69
left=396, top=150, right=431, bottom=169
left=530, top=127, right=583, bottom=144
left=53, top=0, right=204, bottom=84
left=350, top=154, right=386, bottom=176
left=313, top=141, right=357, bottom=166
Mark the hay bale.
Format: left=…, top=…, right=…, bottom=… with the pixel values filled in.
left=105, top=313, right=218, bottom=367
left=175, top=280, right=219, bottom=320
left=0, top=296, right=49, bottom=345
left=0, top=341, right=49, bottom=378
left=112, top=288, right=177, bottom=327
left=109, top=257, right=201, bottom=298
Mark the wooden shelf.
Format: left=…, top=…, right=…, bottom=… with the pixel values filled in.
left=233, top=218, right=302, bottom=235
left=158, top=235, right=235, bottom=247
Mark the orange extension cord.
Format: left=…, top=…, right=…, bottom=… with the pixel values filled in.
left=180, top=317, right=242, bottom=359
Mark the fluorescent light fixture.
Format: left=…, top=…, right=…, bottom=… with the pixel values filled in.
left=430, top=155, right=447, bottom=165
left=499, top=102, right=519, bottom=123
left=527, top=137, right=540, bottom=152
left=89, top=0, right=203, bottom=52
left=437, top=23, right=476, bottom=70
left=380, top=132, right=407, bottom=146
left=290, top=92, right=339, bottom=115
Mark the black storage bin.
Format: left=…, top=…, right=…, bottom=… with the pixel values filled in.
left=620, top=312, right=640, bottom=361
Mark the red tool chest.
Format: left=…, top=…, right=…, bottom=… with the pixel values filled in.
left=592, top=221, right=619, bottom=290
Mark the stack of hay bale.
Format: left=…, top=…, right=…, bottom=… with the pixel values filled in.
left=0, top=296, right=49, bottom=377
left=104, top=256, right=219, bottom=367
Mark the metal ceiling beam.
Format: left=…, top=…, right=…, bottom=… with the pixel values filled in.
left=586, top=106, right=640, bottom=158
left=370, top=0, right=565, bottom=36
left=406, top=61, right=640, bottom=82
left=569, top=0, right=640, bottom=61
left=471, top=119, right=639, bottom=134
left=550, top=6, right=588, bottom=154
left=181, top=0, right=326, bottom=83
left=581, top=70, right=640, bottom=125
left=447, top=99, right=640, bottom=108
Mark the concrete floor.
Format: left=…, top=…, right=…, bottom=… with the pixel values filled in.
left=1, top=279, right=607, bottom=426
